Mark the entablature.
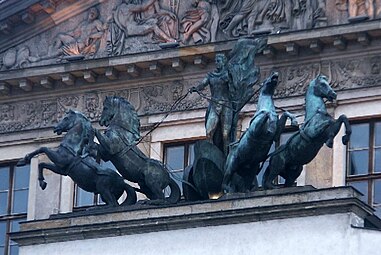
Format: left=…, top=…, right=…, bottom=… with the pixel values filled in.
left=1, top=19, right=381, bottom=98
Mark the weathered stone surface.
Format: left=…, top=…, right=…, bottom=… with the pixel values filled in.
left=10, top=186, right=378, bottom=247
left=1, top=49, right=381, bottom=135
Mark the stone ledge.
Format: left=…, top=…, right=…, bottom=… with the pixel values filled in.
left=10, top=186, right=377, bottom=246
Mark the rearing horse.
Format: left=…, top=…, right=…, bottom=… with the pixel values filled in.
left=17, top=110, right=137, bottom=206
left=95, top=96, right=181, bottom=204
left=222, top=72, right=298, bottom=193
left=262, top=74, right=351, bottom=189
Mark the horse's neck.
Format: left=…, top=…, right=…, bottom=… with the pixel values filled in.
left=62, top=123, right=86, bottom=155
left=256, top=92, right=275, bottom=115
left=305, top=86, right=326, bottom=120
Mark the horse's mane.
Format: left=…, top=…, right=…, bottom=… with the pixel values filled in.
left=69, top=110, right=95, bottom=140
left=105, top=96, right=141, bottom=141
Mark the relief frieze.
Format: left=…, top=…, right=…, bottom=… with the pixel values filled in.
left=1, top=0, right=381, bottom=71
left=0, top=55, right=380, bottom=135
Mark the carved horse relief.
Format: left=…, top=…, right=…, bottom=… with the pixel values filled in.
left=17, top=110, right=137, bottom=206
left=262, top=75, right=351, bottom=189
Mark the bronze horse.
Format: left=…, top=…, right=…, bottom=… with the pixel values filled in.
left=262, top=75, right=351, bottom=189
left=222, top=72, right=298, bottom=192
left=95, top=96, right=181, bottom=203
left=17, top=110, right=137, bottom=206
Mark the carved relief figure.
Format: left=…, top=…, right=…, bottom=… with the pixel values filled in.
left=84, top=93, right=100, bottom=120
left=292, top=0, right=327, bottom=29
left=109, top=0, right=178, bottom=55
left=138, top=0, right=179, bottom=40
left=336, top=0, right=375, bottom=19
left=1, top=46, right=37, bottom=70
left=377, top=0, right=381, bottom=17
left=48, top=7, right=106, bottom=58
left=0, top=104, right=15, bottom=122
left=220, top=0, right=289, bottom=37
left=180, top=0, right=219, bottom=44
left=164, top=0, right=180, bottom=15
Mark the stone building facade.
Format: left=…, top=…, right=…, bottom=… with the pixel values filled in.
left=1, top=0, right=381, bottom=254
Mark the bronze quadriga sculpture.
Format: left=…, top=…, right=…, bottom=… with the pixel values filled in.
left=95, top=96, right=181, bottom=204
left=262, top=75, right=351, bottom=189
left=222, top=72, right=298, bottom=193
left=17, top=110, right=137, bottom=206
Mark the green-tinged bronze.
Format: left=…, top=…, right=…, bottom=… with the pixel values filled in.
left=222, top=72, right=298, bottom=193
left=183, top=140, right=226, bottom=200
left=17, top=110, right=137, bottom=207
left=262, top=75, right=351, bottom=189
left=191, top=37, right=267, bottom=156
left=186, top=38, right=267, bottom=199
left=95, top=96, right=181, bottom=204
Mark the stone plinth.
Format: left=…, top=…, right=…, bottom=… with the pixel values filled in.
left=11, top=186, right=381, bottom=255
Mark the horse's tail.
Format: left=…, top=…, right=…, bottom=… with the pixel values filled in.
left=166, top=178, right=181, bottom=204
left=121, top=182, right=137, bottom=206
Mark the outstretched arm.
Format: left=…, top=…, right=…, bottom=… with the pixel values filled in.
left=190, top=76, right=209, bottom=93
left=196, top=77, right=210, bottom=91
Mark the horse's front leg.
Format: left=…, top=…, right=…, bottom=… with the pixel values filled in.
left=95, top=129, right=121, bottom=156
left=275, top=111, right=298, bottom=142
left=37, top=162, right=67, bottom=190
left=325, top=115, right=351, bottom=148
left=340, top=114, right=352, bottom=145
left=17, top=147, right=51, bottom=166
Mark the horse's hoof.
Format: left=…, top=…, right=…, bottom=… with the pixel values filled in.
left=17, top=158, right=28, bottom=166
left=326, top=141, right=333, bottom=148
left=39, top=181, right=47, bottom=190
left=250, top=186, right=259, bottom=192
left=342, top=135, right=349, bottom=145
left=263, top=182, right=276, bottom=190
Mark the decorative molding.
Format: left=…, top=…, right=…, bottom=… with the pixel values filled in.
left=0, top=53, right=380, bottom=135
left=10, top=187, right=374, bottom=246
left=1, top=0, right=381, bottom=72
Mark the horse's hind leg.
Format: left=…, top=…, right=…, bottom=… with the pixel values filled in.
left=263, top=156, right=285, bottom=190
left=99, top=189, right=118, bottom=207
left=283, top=165, right=303, bottom=187
left=222, top=149, right=239, bottom=193
left=138, top=182, right=155, bottom=199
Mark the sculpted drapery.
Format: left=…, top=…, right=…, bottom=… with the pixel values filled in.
left=109, top=0, right=178, bottom=55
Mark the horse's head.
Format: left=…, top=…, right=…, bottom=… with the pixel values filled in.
left=312, top=74, right=337, bottom=102
left=54, top=110, right=80, bottom=135
left=99, top=96, right=116, bottom=127
left=54, top=110, right=94, bottom=155
left=261, top=71, right=279, bottom=95
left=100, top=96, right=141, bottom=141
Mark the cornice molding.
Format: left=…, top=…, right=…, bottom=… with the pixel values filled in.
left=10, top=187, right=376, bottom=246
